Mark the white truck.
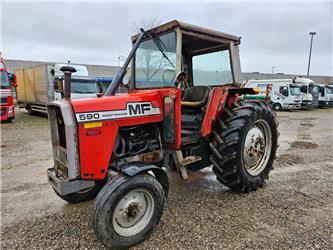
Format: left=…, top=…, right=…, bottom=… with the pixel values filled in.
left=292, top=77, right=319, bottom=109
left=245, top=79, right=302, bottom=111
left=16, top=63, right=98, bottom=114
left=318, top=84, right=333, bottom=107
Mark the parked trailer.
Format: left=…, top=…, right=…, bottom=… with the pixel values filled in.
left=245, top=79, right=302, bottom=111
left=293, top=77, right=319, bottom=109
left=15, top=64, right=99, bottom=114
left=318, top=84, right=333, bottom=107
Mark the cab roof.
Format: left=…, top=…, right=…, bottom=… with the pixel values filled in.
left=131, top=20, right=241, bottom=45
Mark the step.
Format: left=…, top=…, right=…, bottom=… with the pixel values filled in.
left=180, top=155, right=202, bottom=166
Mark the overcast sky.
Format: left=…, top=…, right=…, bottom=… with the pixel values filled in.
left=1, top=0, right=332, bottom=76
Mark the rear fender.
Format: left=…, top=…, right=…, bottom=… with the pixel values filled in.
left=121, top=163, right=169, bottom=196
left=201, top=86, right=239, bottom=137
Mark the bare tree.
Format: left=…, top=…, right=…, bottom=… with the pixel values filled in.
left=131, top=17, right=162, bottom=35
left=131, top=18, right=171, bottom=82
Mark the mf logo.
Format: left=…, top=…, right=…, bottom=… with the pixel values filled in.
left=128, top=103, right=152, bottom=115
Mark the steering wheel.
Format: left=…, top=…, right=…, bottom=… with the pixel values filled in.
left=162, top=69, right=176, bottom=82
left=174, top=71, right=187, bottom=96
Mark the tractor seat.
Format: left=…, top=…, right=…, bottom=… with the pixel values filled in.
left=181, top=86, right=210, bottom=108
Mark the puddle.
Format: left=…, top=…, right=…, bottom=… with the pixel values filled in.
left=276, top=154, right=303, bottom=165
left=290, top=141, right=318, bottom=149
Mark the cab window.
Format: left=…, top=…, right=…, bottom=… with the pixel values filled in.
left=192, top=50, right=233, bottom=86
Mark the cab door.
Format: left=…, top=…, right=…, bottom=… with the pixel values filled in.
left=160, top=88, right=182, bottom=149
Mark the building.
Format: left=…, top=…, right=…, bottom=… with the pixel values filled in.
left=4, top=59, right=333, bottom=84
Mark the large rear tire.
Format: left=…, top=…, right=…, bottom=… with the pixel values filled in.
left=92, top=174, right=165, bottom=249
left=210, top=101, right=278, bottom=192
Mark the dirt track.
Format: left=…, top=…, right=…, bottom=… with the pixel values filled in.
left=1, top=108, right=333, bottom=249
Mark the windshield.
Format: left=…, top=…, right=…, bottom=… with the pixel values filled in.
left=135, top=31, right=176, bottom=88
left=0, top=71, right=10, bottom=88
left=309, top=84, right=319, bottom=94
left=290, top=86, right=301, bottom=96
left=326, top=86, right=333, bottom=94
left=71, top=79, right=98, bottom=94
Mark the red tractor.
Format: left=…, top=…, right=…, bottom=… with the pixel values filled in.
left=47, top=20, right=278, bottom=248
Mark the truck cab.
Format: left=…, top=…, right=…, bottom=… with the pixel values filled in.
left=245, top=79, right=302, bottom=111
left=318, top=84, right=333, bottom=107
left=293, top=77, right=319, bottom=109
left=52, top=64, right=98, bottom=100
left=0, top=56, right=16, bottom=121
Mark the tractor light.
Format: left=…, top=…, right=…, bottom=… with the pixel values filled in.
left=84, top=122, right=103, bottom=136
left=84, top=121, right=102, bottom=129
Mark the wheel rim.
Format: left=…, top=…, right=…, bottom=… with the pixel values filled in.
left=243, top=119, right=272, bottom=176
left=112, top=188, right=155, bottom=237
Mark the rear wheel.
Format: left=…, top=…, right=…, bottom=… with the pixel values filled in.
left=27, top=105, right=35, bottom=115
left=92, top=174, right=165, bottom=249
left=210, top=101, right=278, bottom=192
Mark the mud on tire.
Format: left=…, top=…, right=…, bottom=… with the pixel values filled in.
left=210, top=100, right=278, bottom=192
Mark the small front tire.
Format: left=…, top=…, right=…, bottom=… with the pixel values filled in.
left=272, top=103, right=282, bottom=111
left=92, top=174, right=165, bottom=249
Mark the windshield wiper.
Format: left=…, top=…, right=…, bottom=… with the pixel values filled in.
left=146, top=31, right=175, bottom=68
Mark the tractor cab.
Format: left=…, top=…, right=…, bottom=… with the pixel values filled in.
left=129, top=20, right=241, bottom=106
left=126, top=21, right=243, bottom=157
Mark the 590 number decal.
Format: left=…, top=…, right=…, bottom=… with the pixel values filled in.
left=78, top=113, right=100, bottom=121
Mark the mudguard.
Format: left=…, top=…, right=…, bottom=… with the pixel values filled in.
left=121, top=163, right=169, bottom=196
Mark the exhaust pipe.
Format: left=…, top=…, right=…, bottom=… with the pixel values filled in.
left=60, top=66, right=76, bottom=99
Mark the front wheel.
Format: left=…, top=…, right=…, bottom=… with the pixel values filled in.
left=210, top=101, right=278, bottom=192
left=92, top=174, right=165, bottom=249
left=272, top=103, right=282, bottom=111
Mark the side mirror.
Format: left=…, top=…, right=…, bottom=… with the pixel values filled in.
left=284, top=88, right=289, bottom=96
left=175, top=71, right=186, bottom=84
left=56, top=79, right=63, bottom=94
left=8, top=73, right=17, bottom=88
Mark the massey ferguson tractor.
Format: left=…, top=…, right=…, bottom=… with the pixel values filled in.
left=47, top=20, right=278, bottom=248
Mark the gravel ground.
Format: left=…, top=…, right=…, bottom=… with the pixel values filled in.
left=1, top=108, right=333, bottom=249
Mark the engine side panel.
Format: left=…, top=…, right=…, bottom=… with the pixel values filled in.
left=71, top=88, right=181, bottom=180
